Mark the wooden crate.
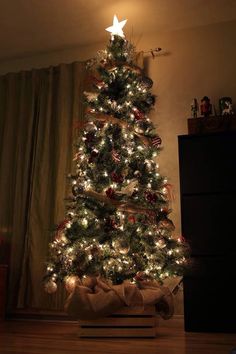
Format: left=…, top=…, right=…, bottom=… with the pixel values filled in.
left=78, top=305, right=157, bottom=338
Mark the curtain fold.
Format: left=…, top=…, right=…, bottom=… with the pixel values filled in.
left=0, top=62, right=86, bottom=312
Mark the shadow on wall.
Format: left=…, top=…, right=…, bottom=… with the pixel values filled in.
left=143, top=50, right=171, bottom=77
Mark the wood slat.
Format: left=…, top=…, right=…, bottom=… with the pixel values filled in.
left=78, top=306, right=157, bottom=338
left=79, top=316, right=156, bottom=327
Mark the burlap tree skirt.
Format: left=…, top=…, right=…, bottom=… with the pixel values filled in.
left=65, top=277, right=174, bottom=320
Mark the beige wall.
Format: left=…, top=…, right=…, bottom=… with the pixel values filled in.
left=1, top=20, right=236, bottom=314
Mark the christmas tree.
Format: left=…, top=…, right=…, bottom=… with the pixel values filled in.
left=44, top=16, right=188, bottom=295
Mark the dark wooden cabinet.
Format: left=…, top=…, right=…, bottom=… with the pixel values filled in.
left=178, top=132, right=236, bottom=332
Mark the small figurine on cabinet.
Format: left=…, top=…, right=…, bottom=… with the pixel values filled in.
left=191, top=98, right=199, bottom=118
left=219, top=97, right=234, bottom=115
left=200, top=96, right=212, bottom=117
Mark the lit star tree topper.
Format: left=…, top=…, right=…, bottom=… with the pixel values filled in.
left=106, top=15, right=127, bottom=38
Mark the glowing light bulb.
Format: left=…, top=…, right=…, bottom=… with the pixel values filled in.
left=81, top=218, right=88, bottom=227
left=127, top=148, right=132, bottom=155
left=137, top=145, right=144, bottom=151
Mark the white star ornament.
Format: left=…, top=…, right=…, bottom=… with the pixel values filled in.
left=105, top=15, right=127, bottom=38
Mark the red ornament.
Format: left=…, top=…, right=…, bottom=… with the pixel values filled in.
left=152, top=135, right=162, bottom=147
left=145, top=191, right=157, bottom=203
left=178, top=235, right=186, bottom=243
left=161, top=207, right=169, bottom=215
left=56, top=219, right=69, bottom=232
left=111, top=172, right=124, bottom=183
left=128, top=215, right=136, bottom=224
left=89, top=76, right=106, bottom=89
left=106, top=187, right=116, bottom=199
left=97, top=81, right=107, bottom=90
left=55, top=219, right=69, bottom=240
left=132, top=107, right=145, bottom=120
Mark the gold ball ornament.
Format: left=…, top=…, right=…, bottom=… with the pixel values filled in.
left=112, top=238, right=130, bottom=254
left=44, top=280, right=57, bottom=294
left=64, top=275, right=79, bottom=293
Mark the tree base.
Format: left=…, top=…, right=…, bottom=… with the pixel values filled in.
left=78, top=305, right=157, bottom=338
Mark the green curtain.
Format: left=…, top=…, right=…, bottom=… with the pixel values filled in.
left=0, top=62, right=86, bottom=312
